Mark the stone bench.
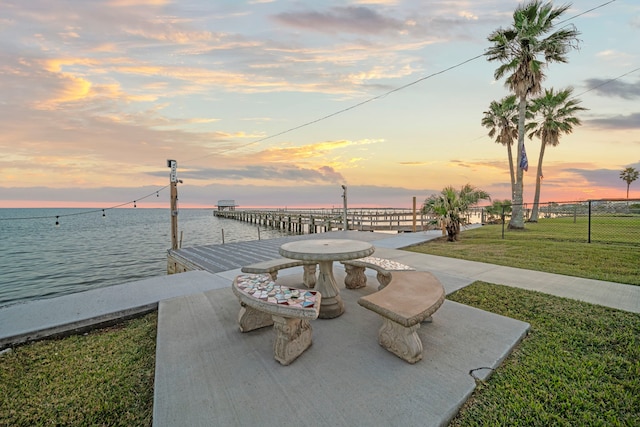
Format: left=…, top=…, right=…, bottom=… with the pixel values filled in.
left=341, top=256, right=414, bottom=290
left=241, top=258, right=317, bottom=288
left=232, top=273, right=321, bottom=365
left=357, top=271, right=445, bottom=364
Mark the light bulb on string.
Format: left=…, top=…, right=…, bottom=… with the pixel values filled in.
left=102, top=209, right=106, bottom=218
left=134, top=201, right=137, bottom=208
left=55, top=216, right=59, bottom=227
left=156, top=192, right=159, bottom=197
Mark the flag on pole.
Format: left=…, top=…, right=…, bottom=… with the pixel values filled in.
left=520, top=142, right=529, bottom=172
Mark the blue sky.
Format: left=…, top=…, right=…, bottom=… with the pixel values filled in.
left=1, top=0, right=638, bottom=208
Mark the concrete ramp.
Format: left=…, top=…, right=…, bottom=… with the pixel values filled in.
left=153, top=274, right=529, bottom=427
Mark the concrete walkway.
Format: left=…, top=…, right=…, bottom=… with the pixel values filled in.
left=1, top=230, right=638, bottom=426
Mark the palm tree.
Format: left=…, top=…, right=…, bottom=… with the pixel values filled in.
left=526, top=87, right=586, bottom=222
left=482, top=95, right=519, bottom=194
left=485, top=199, right=512, bottom=224
left=620, top=167, right=639, bottom=199
left=422, top=184, right=490, bottom=242
left=486, top=1, right=580, bottom=229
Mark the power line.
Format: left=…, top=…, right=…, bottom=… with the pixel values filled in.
left=186, top=0, right=619, bottom=163
left=575, top=67, right=640, bottom=98
left=185, top=53, right=486, bottom=163
left=247, top=54, right=487, bottom=147
left=557, top=0, right=617, bottom=25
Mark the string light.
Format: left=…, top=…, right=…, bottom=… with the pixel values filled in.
left=102, top=209, right=106, bottom=218
left=0, top=185, right=170, bottom=224
left=134, top=201, right=137, bottom=208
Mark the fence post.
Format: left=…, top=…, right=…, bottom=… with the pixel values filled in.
left=588, top=200, right=592, bottom=243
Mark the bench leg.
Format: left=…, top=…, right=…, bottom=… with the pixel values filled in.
left=344, top=264, right=367, bottom=289
left=237, top=303, right=274, bottom=332
left=377, top=319, right=423, bottom=364
left=376, top=272, right=392, bottom=290
left=303, top=264, right=317, bottom=288
left=272, top=315, right=313, bottom=366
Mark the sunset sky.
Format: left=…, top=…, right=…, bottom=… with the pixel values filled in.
left=1, top=0, right=638, bottom=209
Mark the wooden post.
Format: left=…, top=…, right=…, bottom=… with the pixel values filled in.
left=168, top=160, right=179, bottom=251
left=342, top=185, right=348, bottom=231
left=412, top=197, right=417, bottom=232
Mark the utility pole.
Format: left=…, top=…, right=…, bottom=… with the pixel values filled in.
left=168, top=160, right=179, bottom=250
left=341, top=185, right=348, bottom=231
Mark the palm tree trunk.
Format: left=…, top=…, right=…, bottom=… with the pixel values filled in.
left=507, top=142, right=515, bottom=195
left=529, top=141, right=546, bottom=222
left=509, top=96, right=526, bottom=229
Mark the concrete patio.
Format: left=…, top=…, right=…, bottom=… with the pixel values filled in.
left=153, top=267, right=530, bottom=427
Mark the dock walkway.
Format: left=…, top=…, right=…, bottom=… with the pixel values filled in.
left=214, top=208, right=435, bottom=233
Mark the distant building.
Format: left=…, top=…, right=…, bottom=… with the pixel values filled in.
left=216, top=200, right=237, bottom=211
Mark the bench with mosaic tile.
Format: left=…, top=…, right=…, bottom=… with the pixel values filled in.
left=241, top=258, right=317, bottom=288
left=340, top=256, right=415, bottom=290
left=231, top=273, right=321, bottom=365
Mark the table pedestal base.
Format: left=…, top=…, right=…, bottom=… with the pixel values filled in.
left=316, top=260, right=345, bottom=319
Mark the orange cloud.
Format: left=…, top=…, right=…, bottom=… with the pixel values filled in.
left=399, top=161, right=430, bottom=166
left=36, top=75, right=92, bottom=109
left=257, top=139, right=378, bottom=163
left=43, top=58, right=98, bottom=73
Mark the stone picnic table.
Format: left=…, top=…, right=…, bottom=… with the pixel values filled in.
left=279, top=239, right=374, bottom=319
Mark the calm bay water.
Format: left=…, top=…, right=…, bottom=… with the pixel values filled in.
left=0, top=208, right=291, bottom=307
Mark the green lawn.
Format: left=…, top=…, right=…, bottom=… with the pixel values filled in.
left=448, top=282, right=639, bottom=426
left=407, top=221, right=640, bottom=285
left=0, top=314, right=157, bottom=427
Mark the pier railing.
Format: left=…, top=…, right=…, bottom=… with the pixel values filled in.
left=213, top=208, right=439, bottom=234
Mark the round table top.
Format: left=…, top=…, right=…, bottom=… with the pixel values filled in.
left=279, top=239, right=374, bottom=262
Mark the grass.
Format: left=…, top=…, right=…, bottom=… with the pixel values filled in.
left=0, top=313, right=157, bottom=427
left=448, top=282, right=639, bottom=426
left=407, top=221, right=640, bottom=285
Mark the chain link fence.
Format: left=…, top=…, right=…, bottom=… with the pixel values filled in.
left=474, top=199, right=640, bottom=246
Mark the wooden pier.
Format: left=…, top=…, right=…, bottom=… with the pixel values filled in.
left=213, top=208, right=438, bottom=234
